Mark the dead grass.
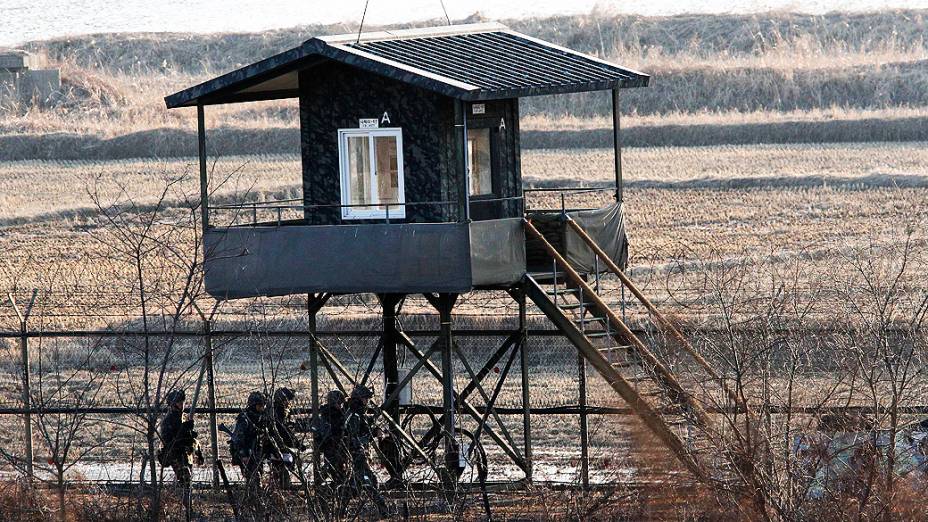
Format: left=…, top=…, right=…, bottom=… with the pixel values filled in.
left=3, top=10, right=928, bottom=158
left=1, top=142, right=925, bottom=328
left=521, top=107, right=928, bottom=132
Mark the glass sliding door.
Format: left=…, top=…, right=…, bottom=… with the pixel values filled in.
left=346, top=135, right=372, bottom=211
left=338, top=128, right=405, bottom=219
left=374, top=135, right=400, bottom=208
left=467, top=128, right=493, bottom=196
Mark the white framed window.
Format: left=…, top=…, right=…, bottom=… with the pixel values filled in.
left=338, top=128, right=405, bottom=220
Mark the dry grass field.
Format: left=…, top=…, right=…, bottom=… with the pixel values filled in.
left=2, top=142, right=925, bottom=325
left=3, top=10, right=928, bottom=160
left=2, top=9, right=928, bottom=520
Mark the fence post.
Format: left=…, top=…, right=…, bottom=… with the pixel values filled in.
left=578, top=353, right=590, bottom=489
left=9, top=290, right=36, bottom=481
left=204, top=317, right=220, bottom=490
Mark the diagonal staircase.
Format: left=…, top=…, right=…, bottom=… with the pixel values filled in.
left=523, top=217, right=747, bottom=485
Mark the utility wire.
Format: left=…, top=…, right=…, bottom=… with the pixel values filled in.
left=439, top=0, right=452, bottom=25
left=356, top=0, right=371, bottom=44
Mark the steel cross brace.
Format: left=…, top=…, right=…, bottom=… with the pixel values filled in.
left=397, top=331, right=529, bottom=473
left=396, top=332, right=524, bottom=469
left=379, top=338, right=442, bottom=410
left=311, top=336, right=436, bottom=471
left=470, top=332, right=522, bottom=451
left=450, top=341, right=523, bottom=460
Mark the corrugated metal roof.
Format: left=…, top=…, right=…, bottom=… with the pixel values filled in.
left=165, top=23, right=648, bottom=109
left=348, top=30, right=642, bottom=97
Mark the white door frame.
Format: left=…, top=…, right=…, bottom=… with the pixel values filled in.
left=338, top=127, right=405, bottom=220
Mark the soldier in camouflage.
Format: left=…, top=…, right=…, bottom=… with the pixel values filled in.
left=159, top=389, right=204, bottom=488
left=270, top=387, right=307, bottom=488
left=231, top=391, right=278, bottom=492
left=345, top=385, right=393, bottom=517
left=314, top=389, right=349, bottom=487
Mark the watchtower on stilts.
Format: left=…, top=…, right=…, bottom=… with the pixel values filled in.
left=166, top=23, right=739, bottom=497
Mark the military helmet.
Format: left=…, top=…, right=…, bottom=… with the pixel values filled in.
left=325, top=389, right=346, bottom=406
left=274, top=387, right=295, bottom=404
left=350, top=385, right=374, bottom=401
left=165, top=389, right=185, bottom=405
left=247, top=391, right=268, bottom=408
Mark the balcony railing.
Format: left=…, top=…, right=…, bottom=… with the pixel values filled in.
left=207, top=195, right=525, bottom=227
left=523, top=186, right=615, bottom=214
left=205, top=185, right=615, bottom=227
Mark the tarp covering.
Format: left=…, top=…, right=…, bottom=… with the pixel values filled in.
left=470, top=218, right=527, bottom=286
left=565, top=201, right=628, bottom=272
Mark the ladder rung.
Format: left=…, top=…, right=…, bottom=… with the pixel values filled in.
left=610, top=361, right=639, bottom=370
left=585, top=331, right=614, bottom=339
left=559, top=302, right=589, bottom=310
left=547, top=287, right=580, bottom=296
left=528, top=271, right=565, bottom=281
left=598, top=344, right=631, bottom=352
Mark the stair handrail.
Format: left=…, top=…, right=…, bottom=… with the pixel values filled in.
left=524, top=218, right=713, bottom=430
left=523, top=275, right=709, bottom=482
left=564, top=218, right=747, bottom=413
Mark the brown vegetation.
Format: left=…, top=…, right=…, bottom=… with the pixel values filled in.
left=2, top=10, right=928, bottom=160
left=2, top=9, right=928, bottom=521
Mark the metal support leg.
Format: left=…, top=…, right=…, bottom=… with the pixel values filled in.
left=437, top=293, right=459, bottom=488
left=204, top=319, right=219, bottom=490
left=517, top=288, right=533, bottom=483
left=307, top=293, right=329, bottom=485
left=379, top=293, right=405, bottom=483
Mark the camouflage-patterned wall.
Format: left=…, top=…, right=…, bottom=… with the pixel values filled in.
left=299, top=62, right=457, bottom=224
left=298, top=62, right=522, bottom=225
left=464, top=98, right=522, bottom=220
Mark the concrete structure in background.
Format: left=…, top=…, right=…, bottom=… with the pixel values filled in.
left=0, top=50, right=60, bottom=106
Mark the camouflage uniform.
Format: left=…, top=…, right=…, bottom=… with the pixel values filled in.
left=231, top=391, right=277, bottom=491
left=159, top=390, right=202, bottom=487
left=270, top=387, right=305, bottom=488
left=315, top=390, right=349, bottom=486
left=344, top=386, right=391, bottom=516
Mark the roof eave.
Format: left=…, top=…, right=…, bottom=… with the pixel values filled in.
left=164, top=45, right=310, bottom=109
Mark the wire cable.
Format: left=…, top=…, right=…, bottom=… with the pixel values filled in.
left=439, top=0, right=452, bottom=25
left=356, top=0, right=371, bottom=44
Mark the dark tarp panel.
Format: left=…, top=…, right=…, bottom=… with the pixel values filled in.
left=526, top=202, right=627, bottom=273
left=203, top=223, right=473, bottom=298
left=565, top=201, right=628, bottom=272
left=469, top=218, right=527, bottom=286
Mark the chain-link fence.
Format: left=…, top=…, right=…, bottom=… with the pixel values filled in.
left=3, top=286, right=924, bottom=504
left=0, top=312, right=639, bottom=488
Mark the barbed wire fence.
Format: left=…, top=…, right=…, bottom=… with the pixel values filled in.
left=2, top=269, right=928, bottom=522
left=0, top=288, right=654, bottom=491
left=1, top=307, right=920, bottom=485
